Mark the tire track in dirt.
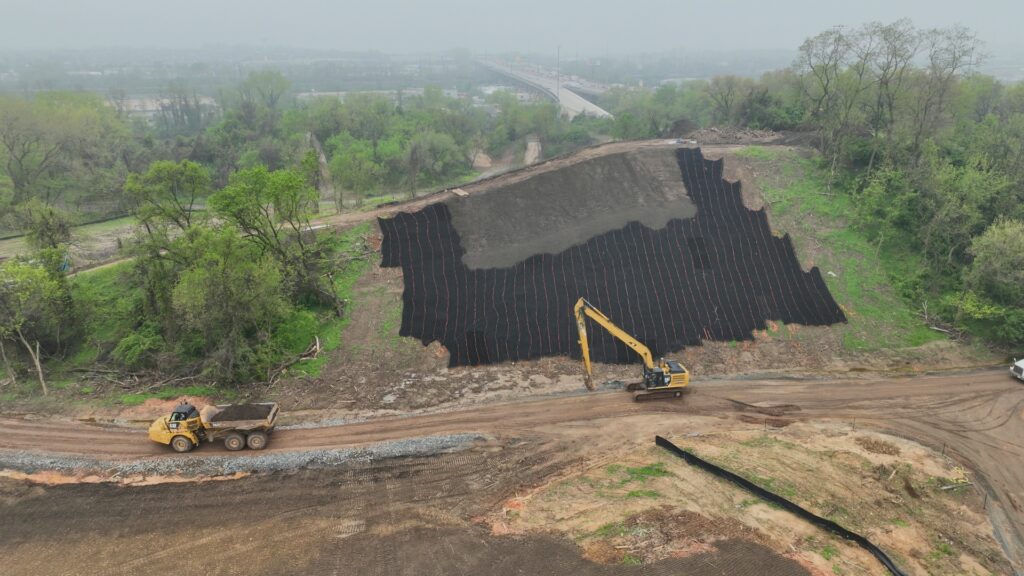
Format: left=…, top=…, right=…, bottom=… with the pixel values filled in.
left=2, top=369, right=1022, bottom=569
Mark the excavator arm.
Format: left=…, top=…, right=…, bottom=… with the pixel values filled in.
left=574, top=297, right=655, bottom=390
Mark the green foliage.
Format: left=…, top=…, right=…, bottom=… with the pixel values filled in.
left=966, top=218, right=1024, bottom=307
left=288, top=223, right=372, bottom=377
left=0, top=260, right=69, bottom=345
left=763, top=151, right=943, bottom=350
left=111, top=322, right=164, bottom=370
left=625, top=489, right=660, bottom=499
left=170, top=228, right=291, bottom=381
left=820, top=544, right=839, bottom=560
left=125, top=159, right=211, bottom=233
left=0, top=92, right=128, bottom=208
left=16, top=199, right=72, bottom=250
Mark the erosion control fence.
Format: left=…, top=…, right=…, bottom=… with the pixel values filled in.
left=655, top=435, right=907, bottom=576
left=380, top=147, right=846, bottom=367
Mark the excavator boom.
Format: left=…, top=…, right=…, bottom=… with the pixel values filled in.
left=573, top=297, right=690, bottom=399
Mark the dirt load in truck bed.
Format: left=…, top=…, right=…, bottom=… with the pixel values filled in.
left=208, top=404, right=275, bottom=422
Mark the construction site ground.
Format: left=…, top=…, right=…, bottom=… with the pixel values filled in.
left=1, top=139, right=1019, bottom=575
left=1, top=371, right=1021, bottom=575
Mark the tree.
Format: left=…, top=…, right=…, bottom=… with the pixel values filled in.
left=0, top=92, right=126, bottom=206
left=0, top=260, right=67, bottom=394
left=17, top=199, right=72, bottom=251
left=208, top=166, right=330, bottom=303
left=404, top=131, right=464, bottom=195
left=705, top=76, right=752, bottom=125
left=171, top=228, right=290, bottom=380
left=966, top=218, right=1024, bottom=307
left=909, top=26, right=985, bottom=160
left=918, top=148, right=1009, bottom=271
left=342, top=94, right=393, bottom=161
left=126, top=160, right=209, bottom=230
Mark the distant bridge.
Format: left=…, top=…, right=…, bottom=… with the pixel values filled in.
left=480, top=61, right=613, bottom=120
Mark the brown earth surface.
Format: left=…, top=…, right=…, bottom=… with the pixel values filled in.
left=1, top=369, right=1022, bottom=575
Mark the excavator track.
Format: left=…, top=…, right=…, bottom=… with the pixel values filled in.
left=633, top=388, right=687, bottom=402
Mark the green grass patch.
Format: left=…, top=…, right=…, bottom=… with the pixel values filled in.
left=737, top=497, right=762, bottom=509
left=928, top=542, right=955, bottom=561
left=762, top=151, right=945, bottom=351
left=290, top=222, right=373, bottom=377
left=61, top=261, right=140, bottom=371
left=117, top=385, right=220, bottom=406
left=820, top=544, right=839, bottom=560
left=625, top=489, right=660, bottom=499
left=611, top=462, right=672, bottom=486
left=593, top=521, right=629, bottom=538
left=742, top=472, right=798, bottom=499
left=622, top=554, right=642, bottom=566
left=735, top=145, right=778, bottom=161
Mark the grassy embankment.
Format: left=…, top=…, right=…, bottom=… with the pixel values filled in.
left=735, top=146, right=945, bottom=352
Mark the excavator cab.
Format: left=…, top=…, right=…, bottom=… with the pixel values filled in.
left=643, top=359, right=689, bottom=389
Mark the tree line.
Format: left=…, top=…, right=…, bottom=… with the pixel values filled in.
left=600, top=20, right=1024, bottom=347
left=0, top=71, right=604, bottom=393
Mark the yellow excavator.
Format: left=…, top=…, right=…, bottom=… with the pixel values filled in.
left=574, top=297, right=690, bottom=401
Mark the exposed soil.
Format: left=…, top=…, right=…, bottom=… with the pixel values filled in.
left=0, top=430, right=807, bottom=576
left=446, top=147, right=695, bottom=269
left=208, top=403, right=274, bottom=422
left=1, top=370, right=1022, bottom=573
left=492, top=418, right=1011, bottom=575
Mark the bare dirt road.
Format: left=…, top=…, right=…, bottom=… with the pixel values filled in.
left=2, top=368, right=1022, bottom=570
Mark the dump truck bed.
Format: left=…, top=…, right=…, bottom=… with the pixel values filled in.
left=200, top=403, right=279, bottom=432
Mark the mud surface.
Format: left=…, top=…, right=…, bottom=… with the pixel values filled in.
left=0, top=438, right=805, bottom=576
left=447, top=149, right=696, bottom=269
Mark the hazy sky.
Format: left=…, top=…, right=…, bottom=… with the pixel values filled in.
left=2, top=0, right=1022, bottom=54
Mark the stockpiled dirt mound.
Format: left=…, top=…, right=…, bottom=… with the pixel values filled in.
left=380, top=147, right=845, bottom=367
left=207, top=404, right=273, bottom=422
left=448, top=149, right=696, bottom=269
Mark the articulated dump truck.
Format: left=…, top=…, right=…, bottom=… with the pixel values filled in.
left=149, top=402, right=279, bottom=453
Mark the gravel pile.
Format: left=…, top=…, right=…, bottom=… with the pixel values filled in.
left=0, top=433, right=483, bottom=478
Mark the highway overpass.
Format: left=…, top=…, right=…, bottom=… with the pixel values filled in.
left=481, top=61, right=613, bottom=120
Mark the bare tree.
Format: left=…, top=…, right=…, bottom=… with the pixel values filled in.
left=705, top=76, right=750, bottom=126
left=795, top=27, right=849, bottom=130
left=863, top=19, right=921, bottom=172
left=910, top=26, right=985, bottom=160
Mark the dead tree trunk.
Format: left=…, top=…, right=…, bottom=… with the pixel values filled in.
left=0, top=339, right=15, bottom=385
left=16, top=328, right=47, bottom=396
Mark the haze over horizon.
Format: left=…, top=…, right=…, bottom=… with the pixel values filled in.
left=2, top=0, right=1022, bottom=55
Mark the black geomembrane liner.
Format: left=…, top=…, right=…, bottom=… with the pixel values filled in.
left=380, top=147, right=846, bottom=367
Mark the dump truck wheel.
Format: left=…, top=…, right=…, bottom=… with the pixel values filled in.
left=246, top=431, right=268, bottom=450
left=224, top=433, right=245, bottom=451
left=171, top=436, right=193, bottom=453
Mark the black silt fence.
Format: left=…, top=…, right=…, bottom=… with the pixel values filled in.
left=656, top=436, right=907, bottom=576
left=379, top=147, right=846, bottom=367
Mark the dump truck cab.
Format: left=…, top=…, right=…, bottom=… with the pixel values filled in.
left=148, top=403, right=205, bottom=453
left=1012, top=358, right=1024, bottom=383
